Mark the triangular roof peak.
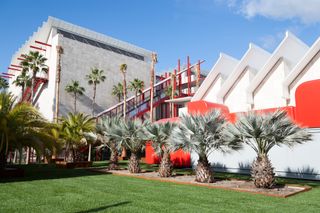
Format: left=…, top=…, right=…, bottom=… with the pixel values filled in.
left=247, top=31, right=309, bottom=103
left=217, top=44, right=271, bottom=101
left=191, top=53, right=239, bottom=101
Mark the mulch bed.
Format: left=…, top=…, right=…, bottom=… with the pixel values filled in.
left=91, top=168, right=311, bottom=198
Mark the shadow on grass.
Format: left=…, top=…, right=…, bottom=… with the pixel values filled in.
left=75, top=201, right=131, bottom=213
left=0, top=164, right=109, bottom=183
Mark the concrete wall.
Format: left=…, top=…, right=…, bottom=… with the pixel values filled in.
left=58, top=32, right=151, bottom=116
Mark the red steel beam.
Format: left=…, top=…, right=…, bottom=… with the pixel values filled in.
left=2, top=73, right=15, bottom=76
left=178, top=59, right=181, bottom=96
left=8, top=67, right=21, bottom=71
left=187, top=56, right=191, bottom=96
left=17, top=57, right=24, bottom=60
left=11, top=64, right=22, bottom=68
left=30, top=45, right=46, bottom=51
left=35, top=40, right=52, bottom=47
left=20, top=54, right=26, bottom=58
left=0, top=75, right=12, bottom=79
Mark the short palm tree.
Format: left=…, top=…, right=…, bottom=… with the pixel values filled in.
left=60, top=113, right=95, bottom=162
left=109, top=118, right=148, bottom=173
left=0, top=92, right=56, bottom=168
left=223, top=110, right=311, bottom=188
left=12, top=71, right=31, bottom=99
left=86, top=68, right=106, bottom=116
left=112, top=82, right=124, bottom=102
left=0, top=77, right=9, bottom=90
left=171, top=110, right=242, bottom=183
left=129, top=78, right=144, bottom=108
left=65, top=80, right=85, bottom=113
left=20, top=51, right=48, bottom=103
left=119, top=64, right=127, bottom=118
left=145, top=121, right=177, bottom=177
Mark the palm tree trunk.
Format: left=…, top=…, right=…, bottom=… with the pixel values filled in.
left=195, top=156, right=213, bottom=183
left=159, top=149, right=172, bottom=177
left=128, top=152, right=140, bottom=173
left=87, top=144, right=92, bottom=162
left=251, top=154, right=275, bottom=188
left=25, top=147, right=30, bottom=164
left=108, top=142, right=118, bottom=170
left=123, top=73, right=127, bottom=119
left=74, top=93, right=77, bottom=113
left=30, top=72, right=36, bottom=104
left=92, top=83, right=96, bottom=116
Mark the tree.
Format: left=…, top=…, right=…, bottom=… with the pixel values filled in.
left=119, top=64, right=127, bottom=119
left=112, top=83, right=124, bottom=102
left=171, top=110, right=242, bottom=183
left=12, top=71, right=31, bottom=100
left=0, top=92, right=56, bottom=169
left=0, top=77, right=9, bottom=90
left=150, top=53, right=157, bottom=122
left=223, top=110, right=311, bottom=188
left=109, top=118, right=148, bottom=173
left=60, top=113, right=95, bottom=162
left=20, top=51, right=48, bottom=104
left=129, top=78, right=144, bottom=108
left=145, top=121, right=177, bottom=177
left=65, top=80, right=85, bottom=113
left=86, top=68, right=106, bottom=116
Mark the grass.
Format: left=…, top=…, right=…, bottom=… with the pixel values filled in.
left=0, top=162, right=320, bottom=213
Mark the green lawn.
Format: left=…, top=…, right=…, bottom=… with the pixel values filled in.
left=1, top=162, right=320, bottom=213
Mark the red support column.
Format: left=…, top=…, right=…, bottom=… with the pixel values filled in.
left=187, top=56, right=191, bottom=96
left=178, top=59, right=181, bottom=96
left=173, top=69, right=177, bottom=117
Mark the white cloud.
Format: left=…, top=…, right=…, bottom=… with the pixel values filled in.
left=225, top=0, right=320, bottom=24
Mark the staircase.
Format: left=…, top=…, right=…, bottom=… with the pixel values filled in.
left=21, top=77, right=48, bottom=104
left=96, top=60, right=204, bottom=120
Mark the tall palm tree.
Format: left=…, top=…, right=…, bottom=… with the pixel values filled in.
left=112, top=83, right=124, bottom=102
left=109, top=118, right=148, bottom=173
left=60, top=113, right=95, bottom=162
left=145, top=121, right=177, bottom=177
left=86, top=68, right=106, bottom=116
left=12, top=71, right=31, bottom=100
left=65, top=80, right=85, bottom=113
left=171, top=110, right=242, bottom=183
left=223, top=110, right=311, bottom=188
left=0, top=92, right=56, bottom=168
left=20, top=51, right=48, bottom=104
left=0, top=77, right=9, bottom=90
left=119, top=64, right=127, bottom=118
left=129, top=78, right=144, bottom=108
left=150, top=53, right=157, bottom=122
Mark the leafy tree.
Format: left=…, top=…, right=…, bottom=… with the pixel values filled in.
left=129, top=78, right=144, bottom=108
left=223, top=110, right=311, bottom=188
left=109, top=118, right=148, bottom=173
left=0, top=77, right=9, bottom=90
left=86, top=68, right=106, bottom=115
left=171, top=110, right=242, bottom=183
left=112, top=82, right=124, bottom=102
left=145, top=121, right=177, bottom=177
left=60, top=113, right=95, bottom=162
left=20, top=51, right=48, bottom=103
left=12, top=71, right=31, bottom=99
left=65, top=80, right=85, bottom=113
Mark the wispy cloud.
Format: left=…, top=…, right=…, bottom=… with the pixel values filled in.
left=222, top=0, right=320, bottom=25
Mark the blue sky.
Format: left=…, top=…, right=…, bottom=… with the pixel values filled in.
left=1, top=0, right=320, bottom=74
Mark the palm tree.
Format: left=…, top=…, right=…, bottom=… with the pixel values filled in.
left=129, top=78, right=144, bottom=108
left=0, top=92, right=56, bottom=169
left=150, top=53, right=157, bottom=122
left=60, top=113, right=95, bottom=162
left=0, top=77, right=9, bottom=90
left=112, top=83, right=124, bottom=102
left=223, top=110, right=311, bottom=188
left=12, top=71, right=31, bottom=100
left=65, top=80, right=85, bottom=113
left=171, top=110, right=242, bottom=183
left=109, top=118, right=148, bottom=173
left=145, top=121, right=177, bottom=177
left=86, top=68, right=106, bottom=116
left=119, top=64, right=127, bottom=118
left=20, top=51, right=48, bottom=103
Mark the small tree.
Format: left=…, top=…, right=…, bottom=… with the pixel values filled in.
left=112, top=83, right=124, bottom=102
left=119, top=64, right=127, bottom=118
left=65, top=80, right=85, bottom=113
left=0, top=77, right=9, bottom=90
left=12, top=71, right=31, bottom=100
left=145, top=121, right=177, bottom=177
left=171, top=110, right=242, bottom=183
left=109, top=118, right=148, bottom=173
left=223, top=110, right=311, bottom=188
left=129, top=78, right=144, bottom=108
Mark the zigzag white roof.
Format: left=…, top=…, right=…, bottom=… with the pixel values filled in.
left=283, top=37, right=320, bottom=98
left=247, top=31, right=309, bottom=103
left=217, top=43, right=271, bottom=102
left=11, top=16, right=153, bottom=65
left=191, top=53, right=238, bottom=101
